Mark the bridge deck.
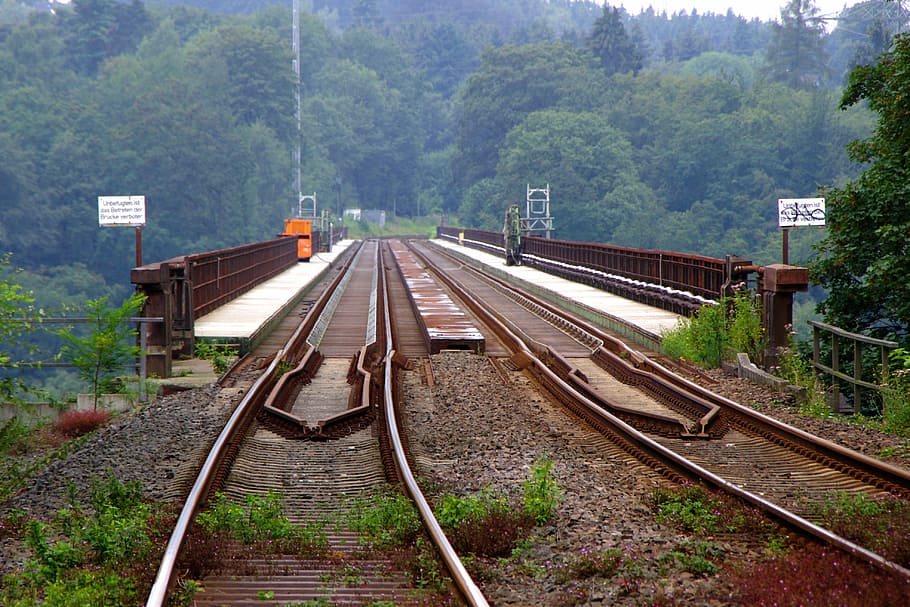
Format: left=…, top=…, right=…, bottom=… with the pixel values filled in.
left=194, top=240, right=354, bottom=345
left=430, top=238, right=683, bottom=350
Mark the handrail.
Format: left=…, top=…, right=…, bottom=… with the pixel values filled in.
left=808, top=319, right=898, bottom=414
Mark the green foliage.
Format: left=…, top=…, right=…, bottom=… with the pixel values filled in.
left=0, top=416, right=32, bottom=454
left=54, top=293, right=146, bottom=409
left=560, top=546, right=624, bottom=581
left=586, top=5, right=643, bottom=76
left=434, top=488, right=509, bottom=530
left=774, top=339, right=830, bottom=417
left=661, top=540, right=723, bottom=577
left=0, top=254, right=43, bottom=404
left=2, top=473, right=162, bottom=607
left=812, top=34, right=910, bottom=337
left=881, top=348, right=910, bottom=437
left=661, top=291, right=765, bottom=368
left=346, top=487, right=422, bottom=548
left=807, top=491, right=910, bottom=566
left=197, top=490, right=309, bottom=544
left=651, top=483, right=722, bottom=535
left=762, top=0, right=830, bottom=89
left=522, top=456, right=562, bottom=525
left=194, top=341, right=232, bottom=375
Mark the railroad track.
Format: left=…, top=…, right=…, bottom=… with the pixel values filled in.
left=145, top=234, right=909, bottom=606
left=146, top=240, right=485, bottom=607
left=406, top=238, right=910, bottom=580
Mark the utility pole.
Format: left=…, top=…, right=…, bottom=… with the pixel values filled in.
left=292, top=0, right=302, bottom=211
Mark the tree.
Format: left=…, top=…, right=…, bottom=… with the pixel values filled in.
left=61, top=0, right=152, bottom=76
left=586, top=5, right=643, bottom=76
left=453, top=43, right=604, bottom=189
left=762, top=0, right=830, bottom=89
left=185, top=25, right=295, bottom=141
left=494, top=110, right=648, bottom=243
left=56, top=293, right=146, bottom=409
left=0, top=255, right=41, bottom=404
left=811, top=34, right=910, bottom=338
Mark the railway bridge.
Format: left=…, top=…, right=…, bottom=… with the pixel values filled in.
left=131, top=228, right=807, bottom=379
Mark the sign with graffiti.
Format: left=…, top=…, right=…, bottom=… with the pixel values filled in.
left=778, top=198, right=825, bottom=227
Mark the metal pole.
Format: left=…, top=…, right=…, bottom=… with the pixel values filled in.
left=781, top=227, right=789, bottom=265
left=136, top=226, right=143, bottom=267
left=139, top=319, right=148, bottom=403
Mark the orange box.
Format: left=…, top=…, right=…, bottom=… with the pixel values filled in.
left=279, top=218, right=312, bottom=261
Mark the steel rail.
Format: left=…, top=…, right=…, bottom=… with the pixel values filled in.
left=429, top=239, right=910, bottom=494
left=408, top=240, right=910, bottom=581
left=145, top=243, right=364, bottom=607
left=378, top=241, right=490, bottom=607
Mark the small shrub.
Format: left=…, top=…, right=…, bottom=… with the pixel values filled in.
left=661, top=540, right=724, bottom=577
left=775, top=336, right=829, bottom=416
left=4, top=474, right=163, bottom=607
left=558, top=546, right=625, bottom=582
left=196, top=490, right=325, bottom=554
left=195, top=341, right=233, bottom=375
left=661, top=290, right=764, bottom=368
left=882, top=349, right=910, bottom=437
left=346, top=487, right=422, bottom=548
left=522, top=456, right=562, bottom=525
left=53, top=409, right=110, bottom=437
left=0, top=416, right=33, bottom=454
left=651, top=483, right=721, bottom=535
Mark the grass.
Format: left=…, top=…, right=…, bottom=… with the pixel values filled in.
left=0, top=474, right=175, bottom=607
left=0, top=411, right=105, bottom=503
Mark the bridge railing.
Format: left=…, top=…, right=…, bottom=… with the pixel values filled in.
left=808, top=319, right=898, bottom=415
left=131, top=238, right=298, bottom=378
left=437, top=226, right=808, bottom=359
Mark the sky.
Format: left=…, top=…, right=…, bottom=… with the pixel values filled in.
left=609, top=0, right=858, bottom=23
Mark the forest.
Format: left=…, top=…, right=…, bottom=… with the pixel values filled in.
left=0, top=0, right=906, bottom=323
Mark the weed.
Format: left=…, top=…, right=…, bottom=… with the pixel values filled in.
left=170, top=578, right=204, bottom=606
left=557, top=546, right=625, bottom=582
left=881, top=349, right=910, bottom=436
left=651, top=483, right=721, bottom=534
left=661, top=540, right=724, bottom=577
left=807, top=491, right=910, bottom=565
left=522, top=455, right=561, bottom=525
left=52, top=408, right=111, bottom=438
left=0, top=416, right=33, bottom=454
left=661, top=290, right=765, bottom=368
left=195, top=490, right=327, bottom=554
left=195, top=341, right=234, bottom=375
left=346, top=487, right=422, bottom=548
left=732, top=542, right=910, bottom=606
left=775, top=338, right=830, bottom=416
left=1, top=473, right=170, bottom=607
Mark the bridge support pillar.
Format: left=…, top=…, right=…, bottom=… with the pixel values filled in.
left=760, top=264, right=809, bottom=363
left=131, top=262, right=179, bottom=378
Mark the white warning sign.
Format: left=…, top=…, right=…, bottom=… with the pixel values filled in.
left=778, top=198, right=825, bottom=227
left=98, top=196, right=146, bottom=227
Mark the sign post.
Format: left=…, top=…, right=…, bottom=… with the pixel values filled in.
left=98, top=195, right=147, bottom=266
left=777, top=198, right=825, bottom=264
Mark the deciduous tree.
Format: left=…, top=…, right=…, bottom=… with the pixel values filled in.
left=811, top=34, right=910, bottom=338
